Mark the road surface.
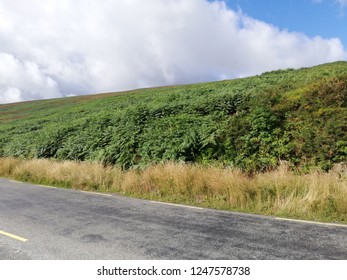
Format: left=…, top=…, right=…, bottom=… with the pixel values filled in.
left=0, top=178, right=346, bottom=259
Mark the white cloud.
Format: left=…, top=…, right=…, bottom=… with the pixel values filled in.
left=0, top=0, right=346, bottom=104
left=312, top=0, right=347, bottom=7
left=0, top=52, right=61, bottom=103
left=337, top=0, right=347, bottom=7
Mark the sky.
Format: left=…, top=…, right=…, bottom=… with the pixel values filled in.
left=224, top=0, right=347, bottom=46
left=0, top=0, right=346, bottom=104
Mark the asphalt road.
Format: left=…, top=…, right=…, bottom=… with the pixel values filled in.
left=0, top=178, right=346, bottom=260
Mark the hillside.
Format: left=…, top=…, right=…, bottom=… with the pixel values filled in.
left=1, top=62, right=346, bottom=172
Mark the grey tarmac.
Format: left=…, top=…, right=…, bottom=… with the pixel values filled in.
left=0, top=178, right=346, bottom=260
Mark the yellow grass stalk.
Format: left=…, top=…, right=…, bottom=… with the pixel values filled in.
left=0, top=157, right=346, bottom=223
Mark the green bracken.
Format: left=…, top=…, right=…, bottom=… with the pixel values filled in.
left=0, top=61, right=346, bottom=172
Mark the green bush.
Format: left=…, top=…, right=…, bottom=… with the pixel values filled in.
left=1, top=61, right=346, bottom=171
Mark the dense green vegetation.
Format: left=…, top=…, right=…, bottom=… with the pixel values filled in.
left=1, top=62, right=346, bottom=172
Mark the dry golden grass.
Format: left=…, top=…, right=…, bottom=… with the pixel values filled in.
left=0, top=157, right=19, bottom=175
left=1, top=157, right=346, bottom=223
left=0, top=158, right=122, bottom=191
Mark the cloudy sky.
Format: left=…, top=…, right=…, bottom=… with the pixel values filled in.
left=0, top=0, right=346, bottom=104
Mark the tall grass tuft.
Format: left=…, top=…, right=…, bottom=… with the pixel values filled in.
left=0, top=157, right=346, bottom=223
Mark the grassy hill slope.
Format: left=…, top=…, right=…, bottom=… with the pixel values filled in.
left=1, top=61, right=347, bottom=172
